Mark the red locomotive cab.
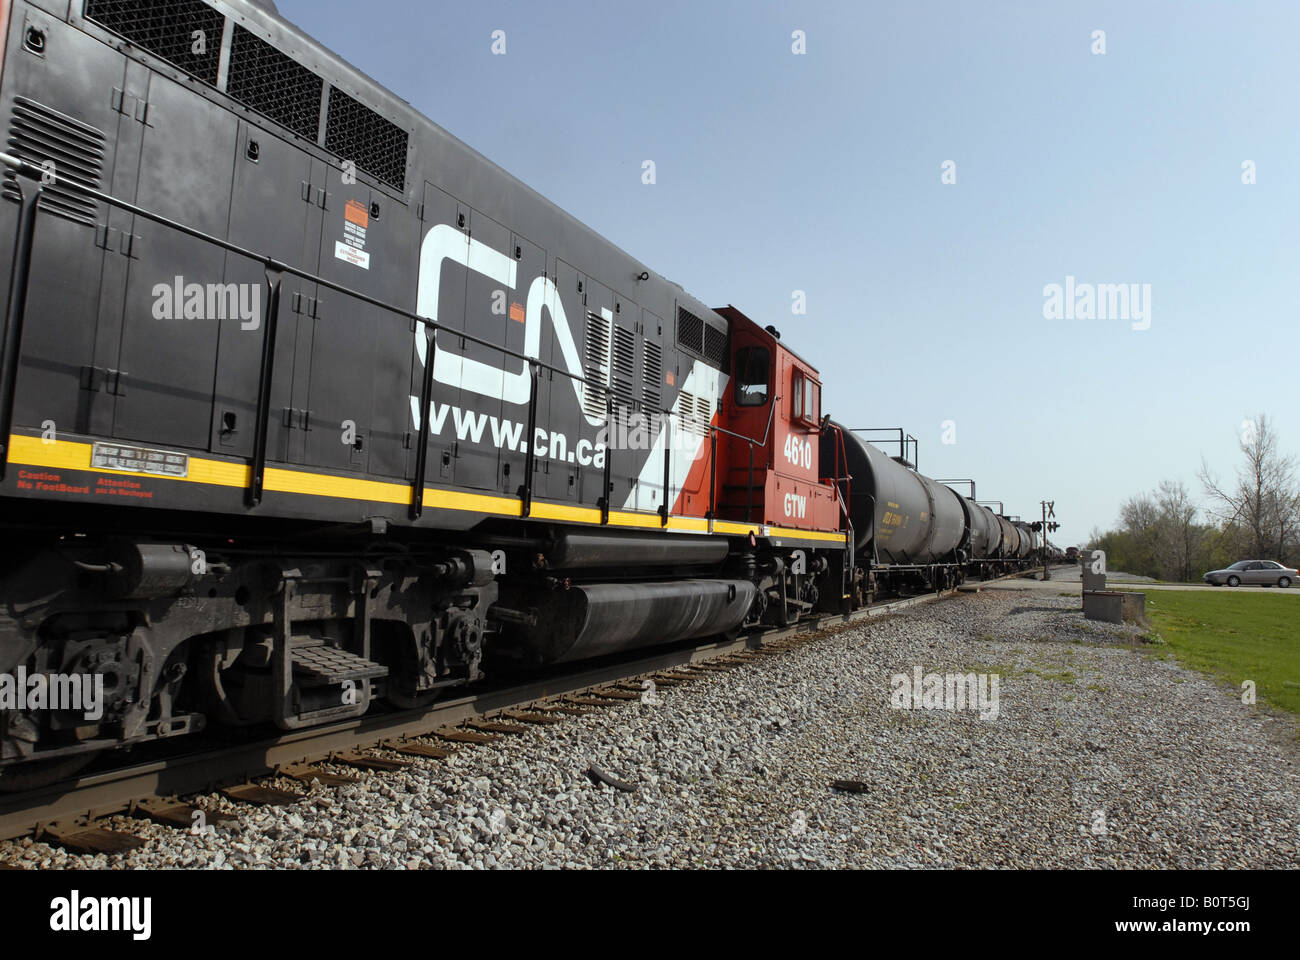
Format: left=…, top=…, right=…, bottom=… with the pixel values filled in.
left=712, top=307, right=842, bottom=533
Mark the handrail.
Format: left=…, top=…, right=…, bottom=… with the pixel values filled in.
left=936, top=478, right=976, bottom=500
left=711, top=395, right=779, bottom=449
left=0, top=176, right=40, bottom=481
left=705, top=394, right=780, bottom=524
left=854, top=426, right=918, bottom=471
left=247, top=269, right=282, bottom=505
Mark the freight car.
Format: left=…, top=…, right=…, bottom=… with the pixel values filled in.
left=0, top=0, right=1043, bottom=787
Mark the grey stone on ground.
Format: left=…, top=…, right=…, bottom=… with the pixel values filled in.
left=2, top=591, right=1294, bottom=869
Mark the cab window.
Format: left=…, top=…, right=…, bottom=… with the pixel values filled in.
left=735, top=346, right=770, bottom=406
left=792, top=370, right=820, bottom=424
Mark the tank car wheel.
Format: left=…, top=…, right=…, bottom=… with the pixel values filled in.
left=0, top=753, right=98, bottom=793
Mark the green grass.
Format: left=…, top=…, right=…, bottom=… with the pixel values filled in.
left=1142, top=591, right=1300, bottom=720
left=1022, top=666, right=1078, bottom=684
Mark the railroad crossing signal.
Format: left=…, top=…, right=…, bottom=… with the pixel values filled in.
left=1040, top=500, right=1059, bottom=581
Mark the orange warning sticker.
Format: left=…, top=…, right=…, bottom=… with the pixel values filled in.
left=344, top=199, right=369, bottom=228
left=665, top=371, right=674, bottom=386
left=509, top=302, right=526, bottom=322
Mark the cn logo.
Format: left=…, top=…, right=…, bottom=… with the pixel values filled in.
left=411, top=224, right=593, bottom=424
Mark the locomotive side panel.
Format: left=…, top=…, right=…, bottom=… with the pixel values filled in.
left=0, top=12, right=124, bottom=441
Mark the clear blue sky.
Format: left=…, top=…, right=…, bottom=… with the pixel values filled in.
left=278, top=0, right=1298, bottom=547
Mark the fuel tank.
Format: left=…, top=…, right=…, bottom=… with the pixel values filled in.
left=826, top=424, right=966, bottom=564
left=498, top=579, right=757, bottom=665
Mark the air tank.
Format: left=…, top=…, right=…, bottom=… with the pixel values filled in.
left=826, top=425, right=966, bottom=564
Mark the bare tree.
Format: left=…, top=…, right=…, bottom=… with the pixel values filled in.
left=1153, top=479, right=1199, bottom=581
left=1200, top=414, right=1300, bottom=561
left=1120, top=494, right=1157, bottom=533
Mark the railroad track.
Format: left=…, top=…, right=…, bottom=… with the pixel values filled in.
left=0, top=571, right=1044, bottom=850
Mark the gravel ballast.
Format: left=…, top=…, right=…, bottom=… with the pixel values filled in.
left=3, top=590, right=1296, bottom=869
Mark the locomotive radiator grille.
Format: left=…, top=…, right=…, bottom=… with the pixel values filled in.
left=703, top=324, right=728, bottom=370
left=582, top=309, right=612, bottom=422
left=611, top=325, right=636, bottom=409
left=84, top=0, right=225, bottom=85
left=3, top=97, right=106, bottom=225
left=676, top=390, right=711, bottom=439
left=227, top=25, right=323, bottom=143
left=324, top=86, right=409, bottom=192
left=642, top=339, right=662, bottom=411
left=676, top=306, right=704, bottom=354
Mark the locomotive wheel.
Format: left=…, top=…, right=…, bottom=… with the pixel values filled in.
left=386, top=689, right=441, bottom=710
left=0, top=752, right=98, bottom=793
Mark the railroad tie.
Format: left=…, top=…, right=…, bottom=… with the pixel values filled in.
left=464, top=720, right=530, bottom=735
left=499, top=711, right=564, bottom=726
left=222, top=783, right=302, bottom=807
left=434, top=729, right=497, bottom=745
left=280, top=763, right=360, bottom=786
left=40, top=820, right=147, bottom=854
left=533, top=705, right=594, bottom=716
left=333, top=752, right=413, bottom=773
left=385, top=741, right=454, bottom=760
left=133, top=798, right=238, bottom=830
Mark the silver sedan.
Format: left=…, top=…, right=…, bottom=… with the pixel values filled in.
left=1203, top=560, right=1297, bottom=587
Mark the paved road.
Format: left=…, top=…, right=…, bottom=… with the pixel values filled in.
left=973, top=565, right=1300, bottom=595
